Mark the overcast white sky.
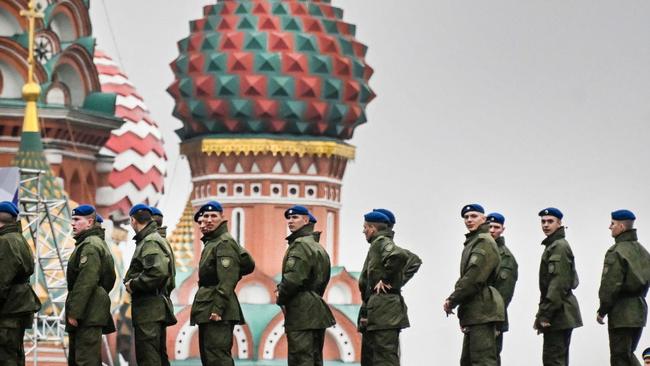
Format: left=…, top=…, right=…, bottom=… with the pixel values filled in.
left=91, top=1, right=650, bottom=364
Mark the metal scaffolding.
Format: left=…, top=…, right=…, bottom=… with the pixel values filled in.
left=19, top=168, right=71, bottom=364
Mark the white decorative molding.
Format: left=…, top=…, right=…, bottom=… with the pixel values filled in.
left=192, top=173, right=342, bottom=186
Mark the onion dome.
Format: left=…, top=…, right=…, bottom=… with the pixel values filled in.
left=168, top=0, right=375, bottom=141
left=94, top=50, right=167, bottom=220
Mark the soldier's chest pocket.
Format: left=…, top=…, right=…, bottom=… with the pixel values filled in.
left=499, top=266, right=513, bottom=280
left=547, top=254, right=562, bottom=275
left=602, top=256, right=616, bottom=275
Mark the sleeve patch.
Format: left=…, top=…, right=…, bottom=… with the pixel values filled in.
left=220, top=257, right=232, bottom=268
left=286, top=257, right=296, bottom=269
left=80, top=256, right=88, bottom=265
left=143, top=254, right=160, bottom=268
left=384, top=243, right=395, bottom=252
left=469, top=254, right=479, bottom=265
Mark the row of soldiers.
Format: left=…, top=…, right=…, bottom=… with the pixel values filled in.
left=444, top=204, right=650, bottom=366
left=0, top=200, right=421, bottom=366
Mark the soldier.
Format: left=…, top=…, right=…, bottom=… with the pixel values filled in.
left=0, top=201, right=40, bottom=366
left=277, top=205, right=335, bottom=366
left=358, top=211, right=410, bottom=366
left=66, top=205, right=116, bottom=366
left=644, top=348, right=650, bottom=365
left=535, top=207, right=582, bottom=366
left=190, top=201, right=245, bottom=365
left=486, top=212, right=518, bottom=366
left=124, top=204, right=177, bottom=366
left=597, top=209, right=650, bottom=366
left=150, top=207, right=167, bottom=238
left=444, top=204, right=504, bottom=366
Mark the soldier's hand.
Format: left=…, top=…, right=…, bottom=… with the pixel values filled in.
left=359, top=318, right=368, bottom=327
left=68, top=317, right=78, bottom=327
left=539, top=321, right=551, bottom=328
left=443, top=299, right=454, bottom=316
left=596, top=314, right=605, bottom=325
left=125, top=280, right=132, bottom=294
left=209, top=313, right=221, bottom=321
left=373, top=280, right=391, bottom=294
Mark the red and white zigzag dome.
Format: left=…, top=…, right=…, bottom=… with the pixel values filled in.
left=94, top=50, right=167, bottom=220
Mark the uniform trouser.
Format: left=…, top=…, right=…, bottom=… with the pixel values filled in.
left=198, top=322, right=234, bottom=366
left=361, top=329, right=400, bottom=366
left=495, top=331, right=504, bottom=366
left=360, top=331, right=373, bottom=366
left=542, top=329, right=572, bottom=366
left=0, top=327, right=25, bottom=366
left=286, top=329, right=326, bottom=366
left=134, top=321, right=169, bottom=366
left=68, top=326, right=102, bottom=366
left=460, top=323, right=497, bottom=366
left=608, top=327, right=642, bottom=366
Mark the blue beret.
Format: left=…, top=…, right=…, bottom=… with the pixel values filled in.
left=373, top=208, right=396, bottom=225
left=643, top=347, right=650, bottom=359
left=308, top=213, right=318, bottom=224
left=364, top=211, right=391, bottom=224
left=200, top=201, right=223, bottom=213
left=461, top=204, right=484, bottom=217
left=72, top=204, right=96, bottom=217
left=96, top=214, right=104, bottom=223
left=612, top=209, right=636, bottom=221
left=194, top=210, right=203, bottom=223
left=129, top=203, right=153, bottom=216
left=150, top=207, right=163, bottom=216
left=487, top=212, right=505, bottom=225
left=284, top=205, right=309, bottom=218
left=0, top=201, right=19, bottom=217
left=539, top=207, right=563, bottom=220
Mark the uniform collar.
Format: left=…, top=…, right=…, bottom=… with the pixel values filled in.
left=286, top=223, right=315, bottom=244
left=201, top=221, right=228, bottom=242
left=465, top=223, right=490, bottom=241
left=0, top=221, right=21, bottom=236
left=368, top=229, right=392, bottom=244
left=615, top=229, right=637, bottom=243
left=133, top=221, right=158, bottom=242
left=495, top=236, right=505, bottom=247
left=74, top=226, right=104, bottom=244
left=542, top=226, right=565, bottom=246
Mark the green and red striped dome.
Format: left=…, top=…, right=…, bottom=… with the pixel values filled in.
left=168, top=0, right=375, bottom=140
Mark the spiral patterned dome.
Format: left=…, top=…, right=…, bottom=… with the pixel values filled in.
left=94, top=50, right=167, bottom=220
left=167, top=0, right=375, bottom=141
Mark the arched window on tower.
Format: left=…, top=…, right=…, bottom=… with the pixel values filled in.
left=231, top=208, right=245, bottom=247
left=326, top=212, right=334, bottom=256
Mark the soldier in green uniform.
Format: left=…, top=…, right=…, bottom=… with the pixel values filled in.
left=643, top=348, right=650, bottom=365
left=151, top=207, right=167, bottom=238
left=66, top=204, right=116, bottom=366
left=124, top=204, right=177, bottom=366
left=597, top=209, right=650, bottom=366
left=486, top=212, right=518, bottom=366
left=358, top=211, right=410, bottom=366
left=535, top=207, right=582, bottom=366
left=444, top=204, right=504, bottom=366
left=190, top=201, right=246, bottom=365
left=277, top=205, right=335, bottom=366
left=0, top=202, right=40, bottom=366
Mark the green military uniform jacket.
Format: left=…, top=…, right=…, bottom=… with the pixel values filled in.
left=124, top=222, right=176, bottom=326
left=494, top=236, right=518, bottom=332
left=536, top=227, right=582, bottom=330
left=358, top=229, right=410, bottom=331
left=66, top=226, right=116, bottom=333
left=0, top=222, right=40, bottom=328
left=448, top=223, right=504, bottom=327
left=277, top=223, right=335, bottom=332
left=191, top=221, right=244, bottom=325
left=598, top=229, right=650, bottom=329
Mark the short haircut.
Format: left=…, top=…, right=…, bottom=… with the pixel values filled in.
left=152, top=215, right=163, bottom=227
left=0, top=212, right=15, bottom=224
left=368, top=222, right=388, bottom=231
left=621, top=219, right=635, bottom=230
left=132, top=210, right=152, bottom=225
